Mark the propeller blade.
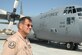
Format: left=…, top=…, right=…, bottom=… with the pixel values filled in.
left=14, top=0, right=19, bottom=8
left=20, top=1, right=24, bottom=18
left=13, top=0, right=19, bottom=12
left=0, top=9, right=7, bottom=15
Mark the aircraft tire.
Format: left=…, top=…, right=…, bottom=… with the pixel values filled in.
left=66, top=42, right=74, bottom=50
left=72, top=43, right=78, bottom=50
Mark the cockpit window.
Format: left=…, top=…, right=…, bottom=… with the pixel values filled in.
left=64, top=6, right=76, bottom=14
left=73, top=9, right=76, bottom=13
left=76, top=8, right=82, bottom=12
left=78, top=13, right=82, bottom=16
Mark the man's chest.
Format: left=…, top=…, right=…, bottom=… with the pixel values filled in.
left=17, top=39, right=31, bottom=51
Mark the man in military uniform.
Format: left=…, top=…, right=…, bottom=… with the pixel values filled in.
left=2, top=16, right=33, bottom=55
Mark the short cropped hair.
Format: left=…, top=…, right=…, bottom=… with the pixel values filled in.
left=18, top=16, right=32, bottom=28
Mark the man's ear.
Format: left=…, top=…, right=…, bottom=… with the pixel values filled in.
left=19, top=23, right=23, bottom=29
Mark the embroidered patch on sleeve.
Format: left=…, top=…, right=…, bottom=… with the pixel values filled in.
left=8, top=41, right=16, bottom=49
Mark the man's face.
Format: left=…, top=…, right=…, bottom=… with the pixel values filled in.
left=21, top=19, right=32, bottom=35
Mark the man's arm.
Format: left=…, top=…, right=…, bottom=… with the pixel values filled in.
left=2, top=41, right=17, bottom=55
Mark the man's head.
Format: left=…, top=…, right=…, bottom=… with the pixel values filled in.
left=18, top=16, right=32, bottom=35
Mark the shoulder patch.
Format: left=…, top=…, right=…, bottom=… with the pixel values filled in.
left=8, top=41, right=16, bottom=49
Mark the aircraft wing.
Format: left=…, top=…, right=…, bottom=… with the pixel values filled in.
left=0, top=22, right=17, bottom=25
left=0, top=14, right=7, bottom=20
left=0, top=14, right=20, bottom=20
left=0, top=9, right=8, bottom=20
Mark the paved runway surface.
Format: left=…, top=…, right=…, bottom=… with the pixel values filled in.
left=0, top=34, right=82, bottom=55
left=0, top=39, right=82, bottom=55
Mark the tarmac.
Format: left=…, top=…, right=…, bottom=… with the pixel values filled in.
left=0, top=34, right=82, bottom=55
left=0, top=40, right=82, bottom=55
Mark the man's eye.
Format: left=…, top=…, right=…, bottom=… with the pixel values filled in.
left=27, top=24, right=33, bottom=27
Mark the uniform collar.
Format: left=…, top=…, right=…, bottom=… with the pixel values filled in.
left=16, top=32, right=26, bottom=41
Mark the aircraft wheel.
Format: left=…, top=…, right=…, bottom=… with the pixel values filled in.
left=66, top=42, right=74, bottom=50
left=72, top=43, right=78, bottom=50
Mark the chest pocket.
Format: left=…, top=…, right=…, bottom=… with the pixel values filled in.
left=17, top=45, right=27, bottom=55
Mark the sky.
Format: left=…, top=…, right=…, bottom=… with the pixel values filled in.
left=0, top=0, right=82, bottom=31
left=0, top=0, right=82, bottom=17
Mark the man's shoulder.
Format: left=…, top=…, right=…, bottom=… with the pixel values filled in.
left=7, top=32, right=19, bottom=42
left=3, top=33, right=19, bottom=49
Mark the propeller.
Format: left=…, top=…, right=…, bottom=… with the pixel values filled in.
left=10, top=0, right=20, bottom=22
left=0, top=0, right=25, bottom=23
left=0, top=0, right=20, bottom=31
left=0, top=0, right=25, bottom=34
left=0, top=0, right=20, bottom=23
left=0, top=0, right=24, bottom=25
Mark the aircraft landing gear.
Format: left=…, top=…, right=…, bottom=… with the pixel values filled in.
left=66, top=42, right=78, bottom=50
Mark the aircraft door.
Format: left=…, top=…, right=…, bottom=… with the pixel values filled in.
left=66, top=17, right=75, bottom=35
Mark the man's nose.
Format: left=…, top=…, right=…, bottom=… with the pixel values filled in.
left=29, top=25, right=33, bottom=28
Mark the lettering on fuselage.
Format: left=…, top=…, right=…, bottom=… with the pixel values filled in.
left=40, top=12, right=58, bottom=19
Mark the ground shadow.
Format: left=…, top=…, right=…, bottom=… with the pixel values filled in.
left=29, top=39, right=82, bottom=52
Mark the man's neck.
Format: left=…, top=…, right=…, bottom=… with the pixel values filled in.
left=18, top=30, right=27, bottom=39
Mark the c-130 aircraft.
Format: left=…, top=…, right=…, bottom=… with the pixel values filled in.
left=29, top=5, right=82, bottom=50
